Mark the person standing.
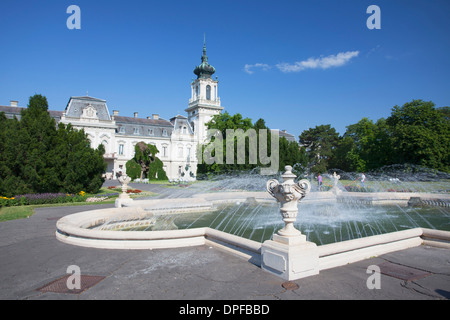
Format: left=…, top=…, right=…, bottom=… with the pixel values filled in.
left=361, top=173, right=366, bottom=188
left=318, top=173, right=323, bottom=191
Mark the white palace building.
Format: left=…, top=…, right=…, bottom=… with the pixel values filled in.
left=0, top=42, right=224, bottom=180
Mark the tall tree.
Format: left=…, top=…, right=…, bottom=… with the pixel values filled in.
left=340, top=117, right=392, bottom=171
left=299, top=124, right=340, bottom=173
left=386, top=100, right=449, bottom=172
left=0, top=94, right=106, bottom=197
left=278, top=136, right=308, bottom=172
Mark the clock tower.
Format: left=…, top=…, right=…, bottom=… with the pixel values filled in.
left=186, top=38, right=223, bottom=143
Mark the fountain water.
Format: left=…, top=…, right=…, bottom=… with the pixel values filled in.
left=56, top=164, right=450, bottom=280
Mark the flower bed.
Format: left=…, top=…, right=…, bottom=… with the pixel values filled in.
left=107, top=187, right=142, bottom=194
left=0, top=191, right=119, bottom=208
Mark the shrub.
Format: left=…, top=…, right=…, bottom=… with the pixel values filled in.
left=126, top=160, right=141, bottom=180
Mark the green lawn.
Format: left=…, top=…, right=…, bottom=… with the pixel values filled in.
left=0, top=187, right=156, bottom=222
left=0, top=206, right=34, bottom=222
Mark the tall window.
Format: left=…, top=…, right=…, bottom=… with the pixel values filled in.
left=162, top=146, right=167, bottom=157
left=119, top=144, right=124, bottom=155
left=206, top=85, right=211, bottom=100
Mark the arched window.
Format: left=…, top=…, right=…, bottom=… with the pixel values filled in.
left=206, top=85, right=211, bottom=100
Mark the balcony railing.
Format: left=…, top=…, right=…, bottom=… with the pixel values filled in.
left=188, top=98, right=221, bottom=108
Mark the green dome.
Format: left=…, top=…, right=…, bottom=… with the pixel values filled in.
left=194, top=43, right=215, bottom=79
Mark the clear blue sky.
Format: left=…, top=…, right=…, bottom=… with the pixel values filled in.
left=1, top=0, right=449, bottom=137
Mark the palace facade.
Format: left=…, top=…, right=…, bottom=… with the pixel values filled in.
left=0, top=42, right=223, bottom=180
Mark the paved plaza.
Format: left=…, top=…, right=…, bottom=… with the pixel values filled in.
left=0, top=183, right=449, bottom=301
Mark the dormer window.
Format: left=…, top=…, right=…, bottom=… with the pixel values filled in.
left=183, top=126, right=187, bottom=134
left=133, top=127, right=139, bottom=135
left=148, top=128, right=154, bottom=135
left=119, top=127, right=125, bottom=133
left=163, top=129, right=168, bottom=136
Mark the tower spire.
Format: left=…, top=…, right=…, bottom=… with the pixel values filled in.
left=202, top=33, right=207, bottom=62
left=194, top=34, right=215, bottom=79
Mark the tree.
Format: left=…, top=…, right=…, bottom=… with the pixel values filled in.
left=0, top=94, right=106, bottom=197
left=52, top=123, right=106, bottom=194
left=134, top=142, right=157, bottom=180
left=278, top=136, right=308, bottom=173
left=126, top=142, right=167, bottom=180
left=386, top=100, right=449, bottom=172
left=197, top=113, right=286, bottom=175
left=328, top=136, right=356, bottom=172
left=0, top=112, right=30, bottom=196
left=338, top=117, right=392, bottom=171
left=299, top=125, right=340, bottom=173
left=198, top=112, right=259, bottom=174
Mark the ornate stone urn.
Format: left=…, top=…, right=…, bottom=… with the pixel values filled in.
left=262, top=165, right=319, bottom=280
left=266, top=166, right=311, bottom=237
left=118, top=174, right=132, bottom=197
left=115, top=174, right=133, bottom=207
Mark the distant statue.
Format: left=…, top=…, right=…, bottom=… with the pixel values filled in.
left=331, top=172, right=341, bottom=195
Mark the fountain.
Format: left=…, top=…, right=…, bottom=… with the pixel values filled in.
left=55, top=164, right=450, bottom=281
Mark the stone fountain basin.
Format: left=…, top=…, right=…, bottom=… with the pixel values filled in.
left=56, top=190, right=450, bottom=276
left=56, top=190, right=449, bottom=248
left=56, top=193, right=269, bottom=258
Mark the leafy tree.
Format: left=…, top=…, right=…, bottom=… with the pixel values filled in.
left=338, top=117, right=392, bottom=171
left=51, top=123, right=106, bottom=193
left=328, top=136, right=356, bottom=172
left=386, top=100, right=449, bottom=172
left=134, top=142, right=157, bottom=180
left=0, top=112, right=30, bottom=196
left=198, top=112, right=258, bottom=174
left=299, top=124, right=340, bottom=173
left=125, top=159, right=141, bottom=180
left=0, top=94, right=106, bottom=197
left=278, top=136, right=308, bottom=172
left=437, top=106, right=450, bottom=120
left=126, top=142, right=167, bottom=180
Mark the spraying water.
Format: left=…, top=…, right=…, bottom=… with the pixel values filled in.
left=94, top=165, right=449, bottom=245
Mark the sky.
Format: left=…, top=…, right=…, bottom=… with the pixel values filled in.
left=1, top=0, right=449, bottom=137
